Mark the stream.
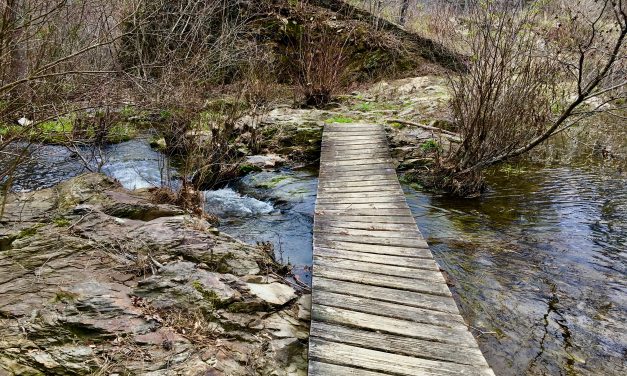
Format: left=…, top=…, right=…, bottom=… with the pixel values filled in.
left=2, top=139, right=626, bottom=375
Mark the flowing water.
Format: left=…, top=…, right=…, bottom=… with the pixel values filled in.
left=206, top=170, right=318, bottom=285
left=3, top=140, right=626, bottom=375
left=4, top=139, right=170, bottom=191
left=403, top=167, right=626, bottom=375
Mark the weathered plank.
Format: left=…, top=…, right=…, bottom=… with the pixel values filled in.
left=312, top=291, right=464, bottom=327
left=308, top=361, right=389, bottom=376
left=314, top=219, right=420, bottom=231
left=313, top=247, right=438, bottom=269
left=309, top=340, right=495, bottom=376
left=312, top=305, right=477, bottom=346
left=313, top=214, right=416, bottom=224
left=313, top=264, right=451, bottom=296
left=314, top=240, right=431, bottom=257
left=310, top=122, right=493, bottom=375
left=311, top=323, right=492, bottom=368
left=314, top=226, right=420, bottom=238
left=317, top=233, right=429, bottom=248
left=313, top=277, right=459, bottom=314
left=313, top=257, right=444, bottom=280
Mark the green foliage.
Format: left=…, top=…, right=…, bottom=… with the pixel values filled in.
left=107, top=123, right=138, bottom=143
left=420, top=139, right=441, bottom=152
left=354, top=102, right=373, bottom=112
left=325, top=116, right=354, bottom=124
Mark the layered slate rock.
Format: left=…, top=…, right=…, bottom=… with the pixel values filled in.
left=309, top=123, right=494, bottom=375
left=0, top=174, right=309, bottom=376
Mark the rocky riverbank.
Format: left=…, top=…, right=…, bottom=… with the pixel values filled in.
left=0, top=174, right=309, bottom=375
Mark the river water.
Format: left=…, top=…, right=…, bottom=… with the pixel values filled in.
left=2, top=140, right=625, bottom=375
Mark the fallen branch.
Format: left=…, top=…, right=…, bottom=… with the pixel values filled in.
left=386, top=119, right=462, bottom=143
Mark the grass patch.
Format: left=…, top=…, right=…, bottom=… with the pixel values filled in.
left=420, top=139, right=441, bottom=152
left=325, top=116, right=355, bottom=124
left=107, top=123, right=138, bottom=143
left=353, top=102, right=374, bottom=112
left=53, top=217, right=71, bottom=227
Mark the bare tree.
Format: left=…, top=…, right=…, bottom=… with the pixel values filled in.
left=436, top=0, right=627, bottom=195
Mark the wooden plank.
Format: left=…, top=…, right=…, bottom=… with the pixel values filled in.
left=311, top=323, right=492, bottom=368
left=309, top=361, right=389, bottom=376
left=317, top=234, right=429, bottom=248
left=319, top=170, right=397, bottom=178
left=322, top=141, right=385, bottom=147
left=324, top=134, right=385, bottom=140
left=312, top=306, right=476, bottom=345
left=318, top=179, right=400, bottom=187
left=317, top=173, right=398, bottom=180
left=313, top=264, right=451, bottom=296
left=316, top=191, right=406, bottom=199
left=314, top=240, right=431, bottom=257
left=313, top=214, right=416, bottom=224
left=320, top=153, right=391, bottom=160
left=312, top=291, right=464, bottom=328
left=315, top=203, right=409, bottom=211
left=313, top=277, right=459, bottom=314
left=314, top=247, right=439, bottom=269
left=314, top=219, right=419, bottom=231
left=315, top=209, right=414, bottom=217
left=320, top=158, right=393, bottom=166
left=313, top=257, right=444, bottom=281
left=319, top=167, right=397, bottom=175
left=315, top=227, right=421, bottom=239
left=316, top=197, right=408, bottom=205
left=322, top=145, right=389, bottom=152
left=309, top=340, right=495, bottom=376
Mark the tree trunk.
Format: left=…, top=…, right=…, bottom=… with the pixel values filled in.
left=399, top=0, right=409, bottom=25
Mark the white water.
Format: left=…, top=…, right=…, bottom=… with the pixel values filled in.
left=204, top=188, right=274, bottom=217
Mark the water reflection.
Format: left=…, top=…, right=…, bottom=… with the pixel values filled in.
left=404, top=166, right=627, bottom=375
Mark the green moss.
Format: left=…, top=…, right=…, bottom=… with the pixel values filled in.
left=149, top=136, right=167, bottom=150
left=52, top=290, right=80, bottom=303
left=325, top=116, right=355, bottom=124
left=226, top=301, right=267, bottom=314
left=39, top=117, right=73, bottom=134
left=17, top=227, right=39, bottom=239
left=420, top=139, right=441, bottom=152
left=239, top=164, right=262, bottom=174
left=191, top=280, right=229, bottom=310
left=53, top=217, right=71, bottom=227
left=389, top=121, right=406, bottom=129
left=257, top=175, right=291, bottom=189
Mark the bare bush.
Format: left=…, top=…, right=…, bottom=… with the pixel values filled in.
left=292, top=20, right=353, bottom=107
left=435, top=0, right=627, bottom=196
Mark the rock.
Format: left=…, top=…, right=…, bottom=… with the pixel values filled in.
left=297, top=294, right=312, bottom=321
left=0, top=174, right=309, bottom=376
left=17, top=118, right=33, bottom=127
left=246, top=281, right=297, bottom=306
left=245, top=154, right=286, bottom=169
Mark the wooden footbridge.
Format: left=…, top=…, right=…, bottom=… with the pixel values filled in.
left=308, top=123, right=494, bottom=375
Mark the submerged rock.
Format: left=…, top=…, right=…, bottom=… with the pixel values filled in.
left=0, top=174, right=309, bottom=375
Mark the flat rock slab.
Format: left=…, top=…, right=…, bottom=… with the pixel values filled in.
left=309, top=123, right=494, bottom=375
